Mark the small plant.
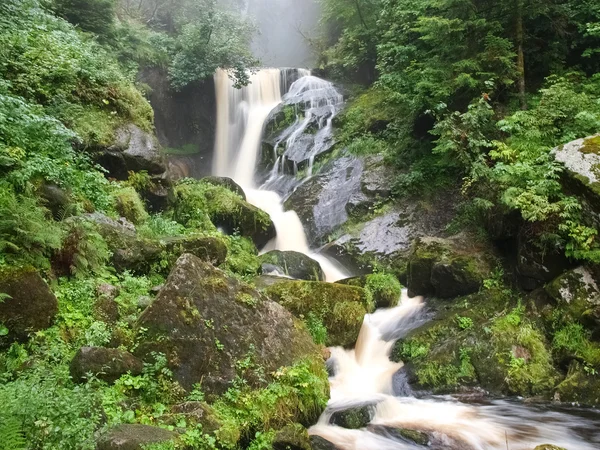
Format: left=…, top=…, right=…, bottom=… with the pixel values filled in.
left=456, top=315, right=474, bottom=330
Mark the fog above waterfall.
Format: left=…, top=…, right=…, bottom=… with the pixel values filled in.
left=239, top=0, right=320, bottom=67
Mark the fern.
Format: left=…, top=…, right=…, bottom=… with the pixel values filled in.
left=0, top=415, right=26, bottom=450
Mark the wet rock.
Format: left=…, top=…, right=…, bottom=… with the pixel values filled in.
left=0, top=267, right=58, bottom=346
left=367, top=425, right=430, bottom=446
left=309, top=435, right=339, bottom=450
left=136, top=254, right=320, bottom=394
left=94, top=124, right=166, bottom=180
left=272, top=424, right=311, bottom=450
left=259, top=250, right=325, bottom=281
left=265, top=280, right=371, bottom=347
left=253, top=274, right=291, bottom=289
left=329, top=404, right=375, bottom=429
left=201, top=176, right=246, bottom=200
left=284, top=156, right=364, bottom=245
left=544, top=266, right=600, bottom=333
left=360, top=155, right=395, bottom=198
left=96, top=424, right=177, bottom=450
left=553, top=134, right=600, bottom=210
left=70, top=347, right=143, bottom=383
left=137, top=174, right=172, bottom=213
left=407, top=235, right=494, bottom=298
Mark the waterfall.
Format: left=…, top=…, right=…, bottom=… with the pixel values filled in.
left=212, top=68, right=347, bottom=282
left=309, top=291, right=600, bottom=449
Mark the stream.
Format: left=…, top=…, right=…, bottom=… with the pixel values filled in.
left=211, top=68, right=600, bottom=450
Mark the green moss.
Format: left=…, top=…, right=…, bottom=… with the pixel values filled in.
left=114, top=186, right=148, bottom=225
left=223, top=235, right=261, bottom=278
left=265, top=280, right=371, bottom=347
left=580, top=136, right=600, bottom=155
left=365, top=272, right=402, bottom=308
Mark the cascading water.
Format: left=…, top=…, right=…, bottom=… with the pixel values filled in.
left=212, top=68, right=347, bottom=281
left=212, top=67, right=600, bottom=450
left=310, top=291, right=600, bottom=449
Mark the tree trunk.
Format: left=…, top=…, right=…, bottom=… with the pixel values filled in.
left=516, top=0, right=527, bottom=110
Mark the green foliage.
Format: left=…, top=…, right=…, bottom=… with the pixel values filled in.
left=53, top=218, right=110, bottom=277
left=364, top=272, right=402, bottom=308
left=0, top=415, right=26, bottom=450
left=223, top=235, right=261, bottom=278
left=305, top=312, right=328, bottom=345
left=168, top=2, right=258, bottom=90
left=455, top=315, right=474, bottom=331
left=0, top=185, right=63, bottom=268
left=53, top=0, right=116, bottom=37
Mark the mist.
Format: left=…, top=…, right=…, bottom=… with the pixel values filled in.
left=241, top=0, right=321, bottom=68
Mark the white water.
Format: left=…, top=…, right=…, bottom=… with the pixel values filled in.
left=212, top=68, right=347, bottom=281
left=310, top=291, right=600, bottom=449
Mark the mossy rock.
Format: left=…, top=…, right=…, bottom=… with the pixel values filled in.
left=367, top=425, right=429, bottom=446
left=544, top=266, right=600, bottom=333
left=391, top=289, right=559, bottom=397
left=201, top=176, right=246, bottom=200
left=162, top=235, right=228, bottom=267
left=70, top=346, right=143, bottom=383
left=173, top=180, right=275, bottom=248
left=273, top=424, right=311, bottom=450
left=329, top=404, right=375, bottom=429
left=553, top=134, right=600, bottom=211
left=0, top=266, right=58, bottom=346
left=336, top=273, right=402, bottom=308
left=171, top=401, right=222, bottom=434
left=265, top=280, right=372, bottom=347
left=309, top=435, right=338, bottom=450
left=136, top=254, right=321, bottom=395
left=259, top=250, right=325, bottom=281
left=407, top=235, right=493, bottom=298
left=533, top=445, right=567, bottom=450
left=96, top=424, right=177, bottom=450
left=555, top=361, right=600, bottom=406
left=114, top=186, right=149, bottom=225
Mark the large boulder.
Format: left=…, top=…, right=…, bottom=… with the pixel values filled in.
left=265, top=280, right=371, bottom=347
left=517, top=235, right=573, bottom=291
left=329, top=404, right=375, bottom=429
left=70, top=347, right=143, bottom=383
left=555, top=361, right=600, bottom=406
left=553, top=134, right=600, bottom=210
left=96, top=424, right=177, bottom=450
left=136, top=254, right=320, bottom=394
left=94, top=124, right=166, bottom=180
left=407, top=235, right=494, bottom=298
left=0, top=267, right=58, bottom=346
left=544, top=266, right=600, bottom=333
left=259, top=250, right=325, bottom=281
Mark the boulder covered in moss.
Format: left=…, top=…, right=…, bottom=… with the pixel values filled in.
left=114, top=186, right=149, bottom=225
left=173, top=180, right=275, bottom=248
left=87, top=213, right=227, bottom=273
left=555, top=361, right=600, bottom=406
left=96, top=424, right=177, bottom=450
left=272, top=424, right=311, bottom=450
left=259, top=250, right=325, bottom=281
left=553, top=134, right=600, bottom=210
left=162, top=235, right=228, bottom=267
left=309, top=435, right=339, bottom=450
left=201, top=176, right=246, bottom=200
left=265, top=280, right=371, bottom=347
left=329, top=404, right=375, bottom=429
left=136, top=254, right=321, bottom=394
left=545, top=266, right=600, bottom=333
left=367, top=425, right=430, bottom=446
left=94, top=124, right=166, bottom=180
left=407, top=235, right=493, bottom=298
left=533, top=445, right=567, bottom=450
left=337, top=273, right=402, bottom=308
left=70, top=346, right=143, bottom=383
left=0, top=267, right=58, bottom=346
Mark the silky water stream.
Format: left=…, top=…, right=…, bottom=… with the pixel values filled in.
left=211, top=68, right=600, bottom=449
